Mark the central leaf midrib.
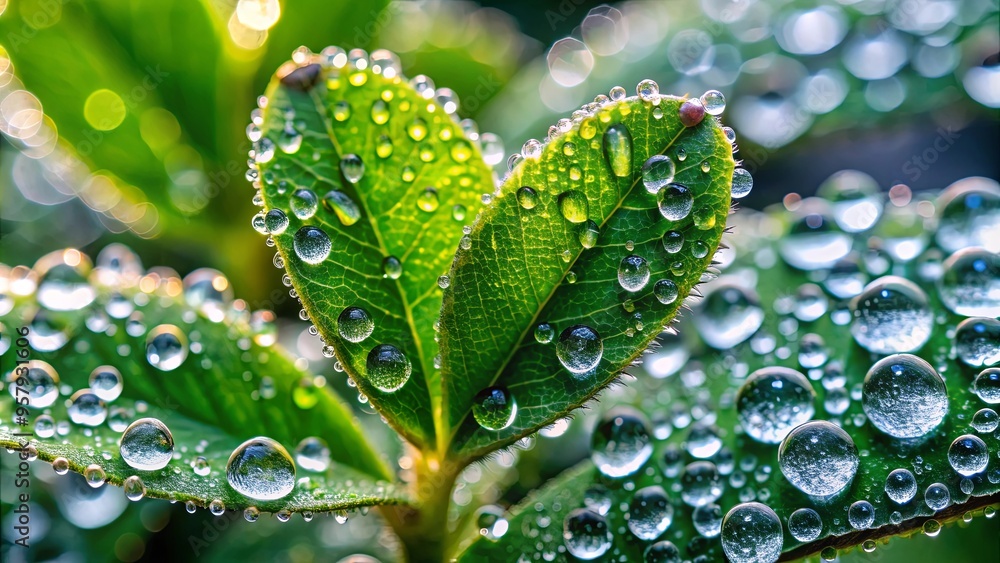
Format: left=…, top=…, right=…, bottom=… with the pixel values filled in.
left=307, top=87, right=443, bottom=449
left=445, top=98, right=689, bottom=450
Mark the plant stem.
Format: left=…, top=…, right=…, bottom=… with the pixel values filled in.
left=381, top=452, right=461, bottom=563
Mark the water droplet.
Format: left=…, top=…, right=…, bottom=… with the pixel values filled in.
left=534, top=323, right=555, bottom=344
left=244, top=507, right=260, bottom=522
left=935, top=178, right=1000, bottom=253
left=851, top=276, right=933, bottom=354
left=290, top=189, right=318, bottom=219
left=737, top=367, right=815, bottom=444
left=885, top=468, right=918, bottom=504
left=691, top=240, right=709, bottom=259
left=338, top=307, right=374, bottom=343
left=182, top=269, right=233, bottom=322
left=693, top=503, right=723, bottom=538
left=591, top=407, right=652, bottom=478
left=437, top=275, right=450, bottom=289
left=681, top=461, right=723, bottom=506
left=407, top=117, right=428, bottom=141
left=848, top=500, right=875, bottom=530
left=863, top=354, right=947, bottom=438
left=7, top=360, right=60, bottom=408
left=226, top=437, right=296, bottom=500
left=417, top=188, right=440, bottom=212
left=120, top=418, right=174, bottom=471
left=294, top=437, right=331, bottom=472
left=370, top=99, right=389, bottom=124
left=628, top=485, right=673, bottom=540
left=563, top=509, right=612, bottom=560
left=145, top=325, right=188, bottom=371
left=340, top=154, right=365, bottom=183
left=322, top=190, right=362, bottom=226
left=366, top=344, right=412, bottom=392
left=517, top=186, right=538, bottom=210
left=644, top=541, right=681, bottom=563
left=662, top=231, right=684, bottom=253
left=264, top=209, right=289, bottom=234
left=701, top=90, right=726, bottom=115
left=788, top=508, right=822, bottom=542
left=556, top=325, right=603, bottom=374
left=34, top=249, right=96, bottom=311
left=657, top=183, right=693, bottom=221
left=293, top=226, right=332, bottom=264
left=475, top=505, right=508, bottom=541
left=278, top=124, right=303, bottom=154
left=473, top=386, right=517, bottom=431
left=636, top=79, right=659, bottom=102
left=558, top=190, right=589, bottom=223
left=333, top=100, right=352, bottom=121
left=578, top=220, right=600, bottom=249
left=948, top=434, right=989, bottom=476
left=972, top=408, right=998, bottom=433
left=974, top=367, right=1000, bottom=403
left=618, top=255, right=650, bottom=292
left=693, top=283, right=765, bottom=349
left=731, top=168, right=753, bottom=199
left=603, top=124, right=632, bottom=177
left=955, top=317, right=1000, bottom=367
left=780, top=210, right=852, bottom=270
left=209, top=499, right=225, bottom=516
left=641, top=155, right=676, bottom=194
left=721, top=503, right=783, bottom=563
left=938, top=248, right=1000, bottom=317
left=653, top=279, right=679, bottom=305
left=193, top=456, right=210, bottom=476
left=123, top=475, right=146, bottom=501
left=925, top=482, right=951, bottom=510
left=779, top=420, right=858, bottom=496
left=583, top=485, right=611, bottom=515
left=85, top=464, right=106, bottom=488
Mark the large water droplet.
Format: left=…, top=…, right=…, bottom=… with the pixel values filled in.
left=68, top=389, right=106, bottom=426
left=778, top=420, right=858, bottom=496
left=737, top=366, right=815, bottom=444
left=365, top=344, right=412, bottom=392
left=938, top=248, right=1000, bottom=317
left=290, top=189, right=318, bottom=219
left=618, top=255, right=650, bottom=292
left=848, top=500, right=875, bottom=530
left=226, top=437, right=296, bottom=500
left=657, top=184, right=693, bottom=221
left=701, top=90, right=726, bottom=115
left=183, top=268, right=233, bottom=322
left=558, top=190, right=589, bottom=223
left=788, top=508, right=822, bottom=542
left=556, top=325, right=603, bottom=374
left=955, top=317, right=1000, bottom=367
left=935, top=178, right=1000, bottom=253
left=34, top=249, right=96, bottom=311
left=120, top=418, right=174, bottom=471
left=628, top=485, right=673, bottom=540
left=925, top=482, right=951, bottom=511
left=680, top=461, right=723, bottom=506
left=293, top=226, right=332, bottom=264
left=294, top=437, right=331, bottom=472
left=322, top=190, right=362, bottom=226
left=89, top=366, right=123, bottom=402
left=473, top=386, right=517, bottom=431
left=603, top=124, right=632, bottom=177
left=7, top=360, right=60, bottom=408
left=975, top=367, right=1000, bottom=403
left=644, top=541, right=681, bottom=563
left=948, top=434, right=989, bottom=476
left=693, top=503, right=723, bottom=538
left=641, top=155, right=675, bottom=194
left=693, top=283, right=765, bottom=349
left=731, top=168, right=754, bottom=199
left=885, top=468, right=917, bottom=504
left=340, top=154, right=365, bottom=183
left=563, top=509, right=612, bottom=560
left=862, top=354, right=947, bottom=438
left=721, top=503, right=783, bottom=563
left=851, top=276, right=933, bottom=354
left=591, top=407, right=652, bottom=477
left=264, top=209, right=289, bottom=234
left=338, top=307, right=374, bottom=343
left=145, top=325, right=188, bottom=371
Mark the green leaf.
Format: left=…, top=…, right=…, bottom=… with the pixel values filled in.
left=439, top=94, right=734, bottom=460
left=460, top=177, right=1000, bottom=561
left=253, top=55, right=493, bottom=452
left=0, top=249, right=403, bottom=514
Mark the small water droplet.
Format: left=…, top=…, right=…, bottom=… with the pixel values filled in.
left=473, top=386, right=517, bottom=431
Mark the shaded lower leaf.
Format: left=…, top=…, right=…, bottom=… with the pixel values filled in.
left=0, top=246, right=402, bottom=514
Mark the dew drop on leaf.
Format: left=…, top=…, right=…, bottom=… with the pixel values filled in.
left=264, top=209, right=289, bottom=234
left=618, top=255, right=650, bottom=292
left=602, top=123, right=632, bottom=177
left=657, top=183, right=693, bottom=221
left=145, top=325, right=189, bottom=371
left=123, top=475, right=146, bottom=501
left=516, top=186, right=538, bottom=210
left=720, top=503, right=783, bottom=563
left=556, top=325, right=603, bottom=374
left=627, top=485, right=673, bottom=540
left=948, top=434, right=989, bottom=476
left=339, top=154, right=365, bottom=184
left=591, top=407, right=651, bottom=478
left=226, top=437, right=296, bottom=501
left=365, top=344, right=412, bottom=392
left=938, top=248, right=1000, bottom=317
left=293, top=226, right=332, bottom=264
left=788, top=507, right=823, bottom=542
left=337, top=306, right=374, bottom=343
left=472, top=386, right=517, bottom=431
left=850, top=276, right=933, bottom=354
left=700, top=89, right=726, bottom=115
left=885, top=468, right=918, bottom=504
left=641, top=155, right=676, bottom=194
left=294, top=437, right=331, bottom=472
left=8, top=360, right=60, bottom=408
left=120, top=418, right=174, bottom=471
left=290, top=189, right=318, bottom=219
left=558, top=190, right=589, bottom=224
left=321, top=190, right=362, bottom=226
left=778, top=420, right=858, bottom=496
left=562, top=508, right=612, bottom=560
left=862, top=354, right=947, bottom=438
left=736, top=366, right=815, bottom=444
